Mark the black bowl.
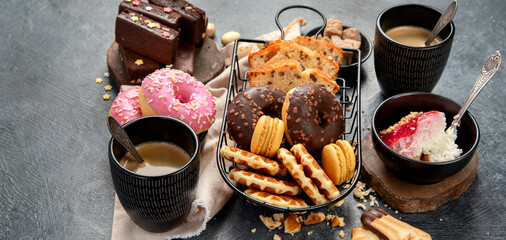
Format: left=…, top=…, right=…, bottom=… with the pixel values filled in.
left=371, top=92, right=480, bottom=184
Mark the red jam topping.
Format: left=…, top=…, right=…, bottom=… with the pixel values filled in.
left=379, top=111, right=438, bottom=147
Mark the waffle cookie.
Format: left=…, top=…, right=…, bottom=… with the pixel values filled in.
left=290, top=144, right=340, bottom=200
left=244, top=188, right=308, bottom=209
left=277, top=148, right=328, bottom=205
left=220, top=146, right=288, bottom=177
left=361, top=209, right=432, bottom=240
left=229, top=167, right=301, bottom=196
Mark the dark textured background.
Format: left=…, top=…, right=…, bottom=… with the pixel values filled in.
left=0, top=0, right=504, bottom=239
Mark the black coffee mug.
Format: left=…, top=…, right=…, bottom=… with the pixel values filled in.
left=374, top=4, right=455, bottom=96
left=108, top=116, right=200, bottom=232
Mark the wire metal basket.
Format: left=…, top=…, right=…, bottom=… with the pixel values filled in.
left=216, top=5, right=362, bottom=212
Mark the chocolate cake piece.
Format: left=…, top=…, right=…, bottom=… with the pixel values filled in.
left=115, top=10, right=179, bottom=65
left=172, top=40, right=195, bottom=75
left=118, top=0, right=182, bottom=32
left=119, top=45, right=161, bottom=84
left=149, top=0, right=206, bottom=44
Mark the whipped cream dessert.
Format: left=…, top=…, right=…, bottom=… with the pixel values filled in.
left=379, top=111, right=462, bottom=162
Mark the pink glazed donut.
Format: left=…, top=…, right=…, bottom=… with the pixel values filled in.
left=139, top=68, right=216, bottom=134
left=110, top=86, right=143, bottom=126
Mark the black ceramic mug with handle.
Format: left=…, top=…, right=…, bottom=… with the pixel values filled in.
left=374, top=4, right=455, bottom=96
left=108, top=116, right=200, bottom=232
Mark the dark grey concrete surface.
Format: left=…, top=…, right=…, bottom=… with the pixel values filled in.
left=0, top=0, right=504, bottom=239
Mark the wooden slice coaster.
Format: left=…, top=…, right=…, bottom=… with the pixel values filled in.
left=360, top=133, right=478, bottom=213
left=107, top=37, right=224, bottom=88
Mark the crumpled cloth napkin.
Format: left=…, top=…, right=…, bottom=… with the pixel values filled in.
left=110, top=18, right=306, bottom=240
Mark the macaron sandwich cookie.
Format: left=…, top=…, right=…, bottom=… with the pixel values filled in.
left=250, top=115, right=285, bottom=159
left=321, top=140, right=356, bottom=185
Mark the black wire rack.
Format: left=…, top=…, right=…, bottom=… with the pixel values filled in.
left=216, top=5, right=362, bottom=212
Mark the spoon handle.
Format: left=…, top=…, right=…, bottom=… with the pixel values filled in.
left=449, top=51, right=501, bottom=131
left=425, top=0, right=458, bottom=46
left=107, top=116, right=144, bottom=164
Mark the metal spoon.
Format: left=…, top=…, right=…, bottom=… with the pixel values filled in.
left=425, top=0, right=458, bottom=46
left=447, top=51, right=501, bottom=133
left=107, top=116, right=144, bottom=164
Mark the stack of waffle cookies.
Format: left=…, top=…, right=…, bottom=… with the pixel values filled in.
left=220, top=140, right=356, bottom=209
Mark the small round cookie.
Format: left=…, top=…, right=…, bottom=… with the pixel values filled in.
left=250, top=115, right=285, bottom=158
left=226, top=86, right=285, bottom=150
left=282, top=84, right=344, bottom=153
left=139, top=68, right=216, bottom=134
left=110, top=86, right=143, bottom=126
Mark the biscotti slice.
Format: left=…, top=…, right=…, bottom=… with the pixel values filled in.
left=246, top=59, right=339, bottom=94
left=248, top=41, right=339, bottom=80
left=292, top=36, right=344, bottom=68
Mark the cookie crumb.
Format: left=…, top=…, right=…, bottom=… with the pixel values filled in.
left=307, top=230, right=313, bottom=235
left=273, top=234, right=281, bottom=240
left=251, top=228, right=256, bottom=233
left=284, top=214, right=301, bottom=235
left=259, top=214, right=283, bottom=230
left=327, top=215, right=345, bottom=227
left=339, top=230, right=345, bottom=238
left=303, top=212, right=325, bottom=225
left=334, top=199, right=345, bottom=207
left=104, top=72, right=110, bottom=77
left=353, top=185, right=364, bottom=199
left=356, top=203, right=367, bottom=211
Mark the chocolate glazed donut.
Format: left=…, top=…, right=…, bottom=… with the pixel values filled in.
left=226, top=86, right=285, bottom=150
left=282, top=84, right=344, bottom=153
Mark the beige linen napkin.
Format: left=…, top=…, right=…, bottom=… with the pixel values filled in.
left=111, top=18, right=305, bottom=240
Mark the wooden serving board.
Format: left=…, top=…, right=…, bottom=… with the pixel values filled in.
left=360, top=133, right=478, bottom=213
left=107, top=37, right=224, bottom=88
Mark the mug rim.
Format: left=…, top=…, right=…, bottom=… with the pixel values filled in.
left=376, top=3, right=455, bottom=49
left=108, top=115, right=200, bottom=179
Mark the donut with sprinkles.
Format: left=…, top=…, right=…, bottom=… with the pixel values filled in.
left=139, top=68, right=216, bottom=134
left=110, top=86, right=143, bottom=126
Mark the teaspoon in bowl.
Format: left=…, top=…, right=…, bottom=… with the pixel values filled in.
left=447, top=51, right=501, bottom=133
